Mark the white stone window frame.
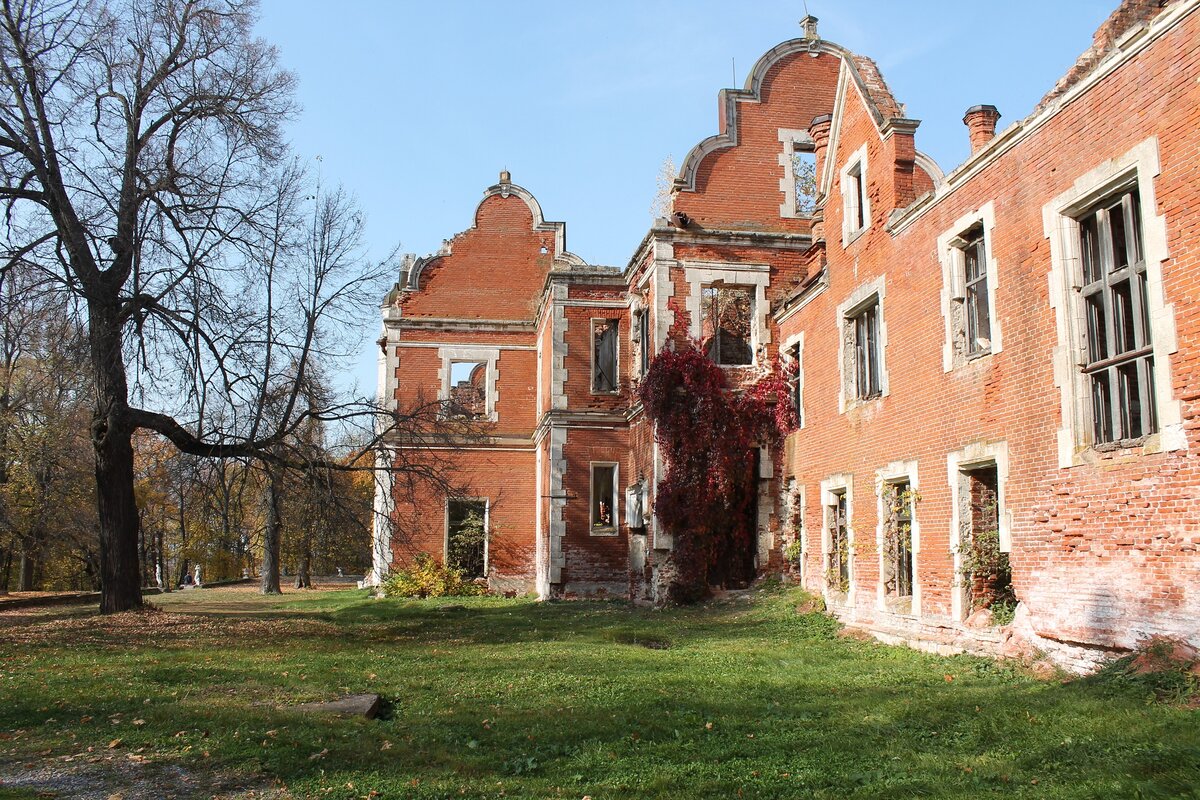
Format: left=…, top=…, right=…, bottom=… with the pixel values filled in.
left=1043, top=137, right=1183, bottom=467
left=781, top=330, right=805, bottom=429
left=836, top=277, right=888, bottom=413
left=778, top=128, right=817, bottom=219
left=630, top=298, right=651, bottom=381
left=590, top=317, right=621, bottom=395
left=683, top=262, right=771, bottom=367
left=938, top=202, right=1002, bottom=372
left=589, top=461, right=620, bottom=537
left=820, top=473, right=854, bottom=607
left=444, top=496, right=489, bottom=577
left=840, top=144, right=871, bottom=246
left=874, top=460, right=920, bottom=618
left=946, top=441, right=1009, bottom=622
left=438, top=346, right=500, bottom=422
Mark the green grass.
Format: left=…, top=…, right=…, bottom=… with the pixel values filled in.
left=0, top=586, right=1196, bottom=799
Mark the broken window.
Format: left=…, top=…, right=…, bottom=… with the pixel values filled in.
left=962, top=228, right=991, bottom=356
left=1079, top=188, right=1156, bottom=444
left=793, top=146, right=818, bottom=215
left=447, top=361, right=487, bottom=419
left=593, top=319, right=619, bottom=392
left=958, top=465, right=1013, bottom=613
left=701, top=284, right=754, bottom=366
left=849, top=300, right=881, bottom=400
left=825, top=489, right=849, bottom=594
left=591, top=463, right=617, bottom=531
left=447, top=499, right=487, bottom=579
left=883, top=481, right=914, bottom=611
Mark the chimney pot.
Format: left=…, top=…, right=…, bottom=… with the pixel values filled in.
left=963, top=105, right=1001, bottom=154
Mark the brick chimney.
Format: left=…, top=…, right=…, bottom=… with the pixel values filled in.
left=963, top=105, right=1001, bottom=154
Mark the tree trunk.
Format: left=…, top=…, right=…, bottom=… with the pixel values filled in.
left=0, top=548, right=10, bottom=594
left=261, top=466, right=282, bottom=594
left=89, top=298, right=143, bottom=613
left=294, top=547, right=311, bottom=589
left=17, top=543, right=34, bottom=592
left=157, top=528, right=170, bottom=593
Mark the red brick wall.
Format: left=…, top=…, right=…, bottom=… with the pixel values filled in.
left=780, top=7, right=1200, bottom=652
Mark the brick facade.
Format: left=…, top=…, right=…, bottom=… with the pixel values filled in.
left=374, top=1, right=1199, bottom=669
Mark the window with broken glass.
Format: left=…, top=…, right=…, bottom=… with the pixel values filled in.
left=825, top=490, right=849, bottom=594
left=848, top=300, right=881, bottom=400
left=701, top=284, right=754, bottom=366
left=592, top=319, right=619, bottom=392
left=790, top=343, right=803, bottom=427
left=962, top=229, right=991, bottom=356
left=637, top=308, right=650, bottom=377
left=1079, top=188, right=1155, bottom=445
left=883, top=481, right=914, bottom=607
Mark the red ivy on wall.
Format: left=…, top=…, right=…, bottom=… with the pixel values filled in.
left=637, top=334, right=798, bottom=601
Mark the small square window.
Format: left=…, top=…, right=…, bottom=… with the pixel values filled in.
left=701, top=284, right=754, bottom=366
left=447, top=361, right=487, bottom=419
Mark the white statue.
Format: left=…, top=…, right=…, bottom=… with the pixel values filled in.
left=193, top=564, right=202, bottom=587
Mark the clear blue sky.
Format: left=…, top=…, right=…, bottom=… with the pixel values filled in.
left=253, top=0, right=1115, bottom=397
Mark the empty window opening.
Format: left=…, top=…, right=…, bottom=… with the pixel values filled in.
left=826, top=489, right=849, bottom=595
left=793, top=147, right=818, bottom=215
left=783, top=479, right=804, bottom=572
left=848, top=300, right=882, bottom=400
left=637, top=308, right=651, bottom=377
left=593, top=319, right=619, bottom=392
left=958, top=465, right=1013, bottom=615
left=962, top=227, right=991, bottom=356
left=448, top=361, right=487, bottom=419
left=1079, top=188, right=1155, bottom=445
left=702, top=284, right=754, bottom=366
left=447, top=499, right=487, bottom=580
left=591, top=464, right=617, bottom=531
left=790, top=342, right=803, bottom=427
left=882, top=481, right=915, bottom=613
left=847, top=161, right=866, bottom=231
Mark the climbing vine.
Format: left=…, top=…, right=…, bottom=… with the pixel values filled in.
left=638, top=333, right=797, bottom=601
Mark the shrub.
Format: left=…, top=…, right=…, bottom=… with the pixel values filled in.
left=382, top=553, right=486, bottom=599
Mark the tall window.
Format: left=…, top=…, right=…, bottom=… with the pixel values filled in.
left=883, top=481, right=914, bottom=603
left=447, top=499, right=487, bottom=579
left=637, top=308, right=650, bottom=377
left=702, top=285, right=754, bottom=365
left=850, top=301, right=881, bottom=400
left=793, top=147, right=818, bottom=215
left=826, top=490, right=849, bottom=594
left=790, top=342, right=803, bottom=427
left=1079, top=189, right=1155, bottom=444
left=962, top=229, right=991, bottom=356
left=591, top=463, right=617, bottom=532
left=847, top=162, right=866, bottom=231
left=592, top=319, right=619, bottom=392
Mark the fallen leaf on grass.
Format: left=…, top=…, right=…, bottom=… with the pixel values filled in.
left=107, top=739, right=122, bottom=749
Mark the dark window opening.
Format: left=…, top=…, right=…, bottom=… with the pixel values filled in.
left=592, top=465, right=616, bottom=529
left=702, top=284, right=754, bottom=366
left=850, top=300, right=881, bottom=400
left=826, top=490, right=849, bottom=594
left=963, top=229, right=991, bottom=355
left=447, top=499, right=486, bottom=580
left=593, top=319, right=619, bottom=392
left=448, top=361, right=487, bottom=419
left=790, top=343, right=803, bottom=427
left=848, top=162, right=866, bottom=231
left=1079, top=189, right=1155, bottom=445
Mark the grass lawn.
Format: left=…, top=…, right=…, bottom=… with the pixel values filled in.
left=0, top=584, right=1196, bottom=799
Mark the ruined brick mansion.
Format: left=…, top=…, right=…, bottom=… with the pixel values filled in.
left=370, top=0, right=1200, bottom=669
